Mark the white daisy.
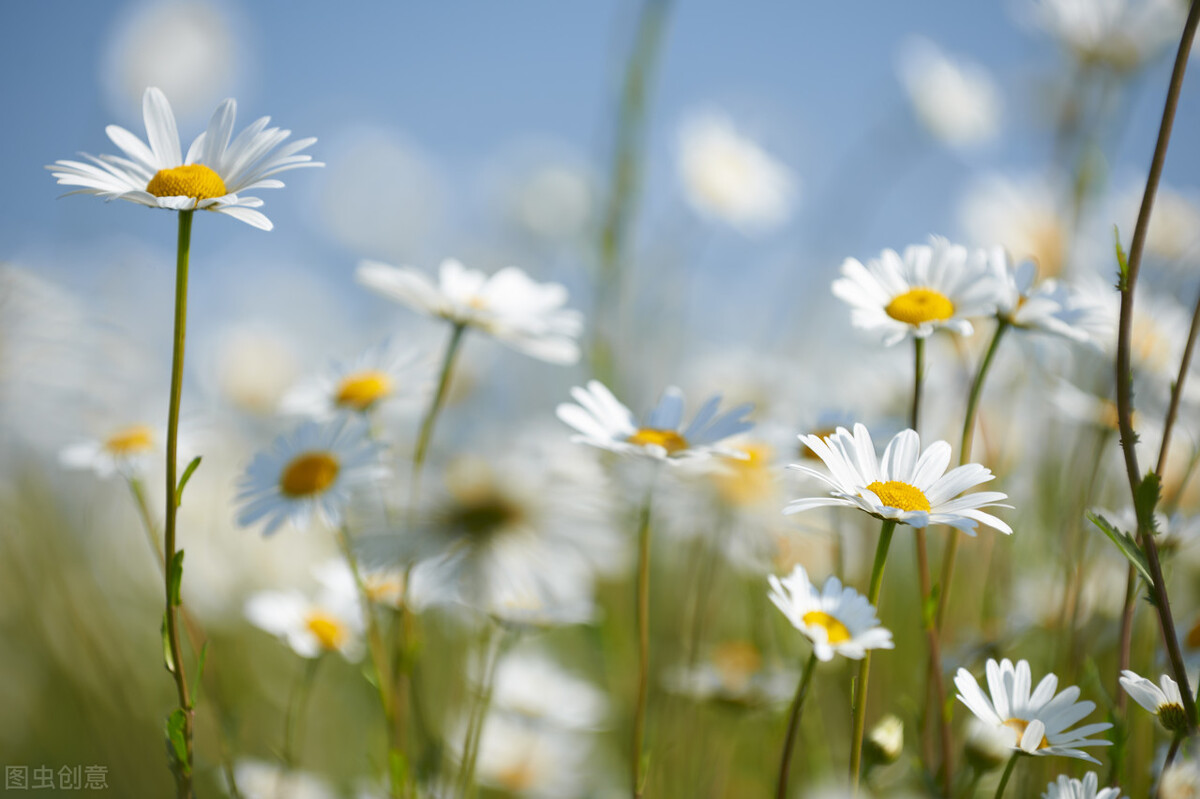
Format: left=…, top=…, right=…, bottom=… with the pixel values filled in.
left=767, top=564, right=893, bottom=661
left=960, top=173, right=1070, bottom=278
left=1160, top=761, right=1200, bottom=799
left=663, top=640, right=795, bottom=707
left=898, top=38, right=1001, bottom=148
left=280, top=339, right=428, bottom=419
left=312, top=558, right=407, bottom=609
left=785, top=423, right=1012, bottom=535
left=556, top=380, right=754, bottom=463
left=832, top=236, right=1000, bottom=346
left=954, top=658, right=1114, bottom=763
left=486, top=649, right=608, bottom=731
left=469, top=713, right=592, bottom=799
left=1118, top=670, right=1189, bottom=732
left=243, top=588, right=363, bottom=661
left=1024, top=0, right=1185, bottom=69
left=986, top=248, right=1104, bottom=342
left=231, top=760, right=338, bottom=799
left=1043, top=772, right=1125, bottom=799
left=48, top=87, right=320, bottom=230
left=59, top=423, right=160, bottom=479
left=235, top=416, right=388, bottom=536
left=676, top=112, right=795, bottom=233
left=356, top=258, right=583, bottom=364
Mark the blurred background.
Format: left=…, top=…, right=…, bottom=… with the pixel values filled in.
left=6, top=1, right=1200, bottom=797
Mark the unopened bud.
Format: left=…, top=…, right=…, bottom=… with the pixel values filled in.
left=864, top=714, right=904, bottom=766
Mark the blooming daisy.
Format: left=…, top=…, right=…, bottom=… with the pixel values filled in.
left=280, top=339, right=428, bottom=419
left=1024, top=0, right=1184, bottom=69
left=954, top=658, right=1114, bottom=763
left=356, top=258, right=583, bottom=364
left=987, top=248, right=1102, bottom=343
left=676, top=112, right=795, bottom=233
left=1160, top=761, right=1200, bottom=799
left=467, top=713, right=592, bottom=799
left=1042, top=772, right=1125, bottom=799
left=235, top=416, right=388, bottom=536
left=47, top=87, right=320, bottom=230
left=898, top=38, right=1000, bottom=148
left=244, top=588, right=363, bottom=661
left=556, top=380, right=754, bottom=463
left=1118, top=670, right=1189, bottom=733
left=786, top=423, right=1012, bottom=535
left=663, top=640, right=795, bottom=708
left=59, top=423, right=160, bottom=479
left=486, top=649, right=608, bottom=731
left=767, top=564, right=893, bottom=661
left=960, top=173, right=1070, bottom=277
left=832, top=236, right=1000, bottom=346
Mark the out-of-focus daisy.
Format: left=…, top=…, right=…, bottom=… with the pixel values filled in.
left=767, top=564, right=893, bottom=661
left=1160, top=760, right=1200, bottom=799
left=1042, top=772, right=1125, bottom=799
left=832, top=236, right=1000, bottom=346
left=48, top=87, right=320, bottom=230
left=864, top=715, right=905, bottom=765
left=60, top=423, right=160, bottom=479
left=898, top=38, right=1001, bottom=148
left=280, top=339, right=428, bottom=419
left=231, top=759, right=338, bottom=799
left=1115, top=181, right=1200, bottom=264
left=357, top=258, right=582, bottom=364
left=786, top=424, right=1012, bottom=535
left=500, top=154, right=596, bottom=244
left=557, top=380, right=754, bottom=464
left=677, top=112, right=795, bottom=233
left=244, top=588, right=363, bottom=661
left=960, top=173, right=1070, bottom=278
left=1024, top=0, right=1185, bottom=69
left=1118, top=670, right=1189, bottom=733
left=987, top=248, right=1102, bottom=343
left=235, top=416, right=388, bottom=536
left=664, top=640, right=794, bottom=708
left=954, top=658, right=1113, bottom=762
left=487, top=650, right=608, bottom=731
left=1073, top=278, right=1192, bottom=384
left=312, top=558, right=407, bottom=609
left=469, top=713, right=592, bottom=798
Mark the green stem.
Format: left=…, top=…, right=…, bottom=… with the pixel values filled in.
left=916, top=527, right=952, bottom=796
left=164, top=209, right=194, bottom=799
left=936, top=321, right=1008, bottom=631
left=456, top=624, right=506, bottom=799
left=993, top=753, right=1019, bottom=799
left=911, top=336, right=925, bottom=432
left=632, top=484, right=656, bottom=799
left=850, top=519, right=896, bottom=791
left=775, top=652, right=819, bottom=799
left=281, top=657, right=322, bottom=771
left=412, top=322, right=467, bottom=496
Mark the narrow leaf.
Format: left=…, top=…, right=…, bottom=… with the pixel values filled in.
left=166, top=709, right=190, bottom=774
left=1114, top=226, right=1130, bottom=291
left=1089, top=512, right=1152, bottom=585
left=175, top=456, right=202, bottom=507
left=162, top=611, right=175, bottom=673
left=1134, top=471, right=1161, bottom=534
left=189, top=642, right=210, bottom=705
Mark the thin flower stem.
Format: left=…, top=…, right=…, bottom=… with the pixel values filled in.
left=1113, top=0, right=1200, bottom=736
left=850, top=519, right=896, bottom=791
left=1156, top=284, right=1200, bottom=476
left=916, top=528, right=952, bottom=796
left=936, top=320, right=1009, bottom=633
left=412, top=321, right=467, bottom=496
left=164, top=208, right=195, bottom=799
left=1115, top=565, right=1138, bottom=719
left=776, top=652, right=819, bottom=799
left=591, top=0, right=673, bottom=388
left=993, top=753, right=1020, bottom=799
left=281, top=656, right=322, bottom=771
left=1166, top=734, right=1184, bottom=770
left=911, top=336, right=925, bottom=432
left=632, top=485, right=655, bottom=799
left=127, top=476, right=165, bottom=569
left=456, top=624, right=507, bottom=799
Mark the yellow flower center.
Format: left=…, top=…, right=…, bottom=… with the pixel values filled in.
left=104, top=424, right=155, bottom=455
left=495, top=756, right=538, bottom=791
left=864, top=480, right=931, bottom=512
left=365, top=575, right=405, bottom=605
left=711, top=640, right=762, bottom=692
left=714, top=442, right=773, bottom=505
left=802, top=610, right=852, bottom=644
left=145, top=164, right=227, bottom=200
left=1002, top=718, right=1049, bottom=750
left=885, top=288, right=955, bottom=326
left=627, top=428, right=689, bottom=455
left=335, top=370, right=393, bottom=411
left=279, top=452, right=340, bottom=497
left=304, top=611, right=347, bottom=651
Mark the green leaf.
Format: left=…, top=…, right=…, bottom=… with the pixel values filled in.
left=162, top=611, right=175, bottom=674
left=1089, top=512, right=1152, bottom=586
left=166, top=709, right=190, bottom=775
left=388, top=748, right=408, bottom=793
left=168, top=550, right=185, bottom=607
left=175, top=456, right=202, bottom=507
left=1114, top=226, right=1130, bottom=291
left=1135, top=471, right=1162, bottom=534
left=189, top=642, right=209, bottom=705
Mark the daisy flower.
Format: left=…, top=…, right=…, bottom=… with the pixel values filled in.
left=1160, top=761, right=1200, bottom=799
left=954, top=658, right=1114, bottom=763
left=556, top=380, right=754, bottom=463
left=987, top=248, right=1102, bottom=343
left=768, top=564, right=893, bottom=661
left=356, top=258, right=583, bottom=364
left=244, top=588, right=363, bottom=661
left=47, top=87, right=320, bottom=230
left=1024, top=0, right=1184, bottom=69
left=832, top=236, right=1000, bottom=346
left=486, top=649, right=608, bottom=731
left=1042, top=773, right=1125, bottom=799
left=231, top=760, right=339, bottom=799
left=468, top=713, right=592, bottom=799
left=1118, top=670, right=1190, bottom=733
left=59, top=423, right=160, bottom=479
left=280, top=339, right=428, bottom=419
left=960, top=173, right=1070, bottom=278
left=786, top=423, right=1012, bottom=535
left=235, top=416, right=388, bottom=536
left=676, top=112, right=795, bottom=233
left=663, top=640, right=795, bottom=708
left=898, top=38, right=1000, bottom=148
